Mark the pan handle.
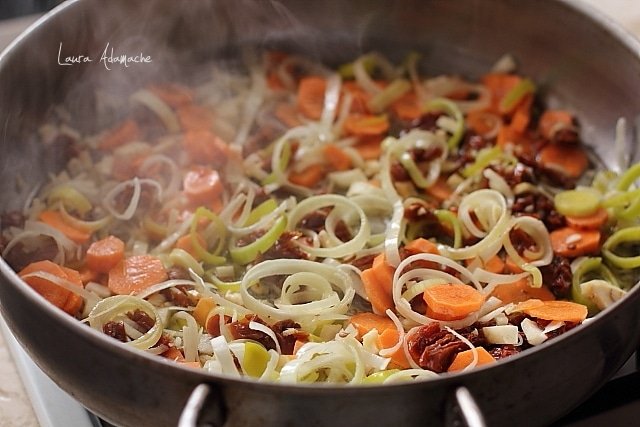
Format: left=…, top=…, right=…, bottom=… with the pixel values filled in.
left=178, top=383, right=485, bottom=427
left=445, top=386, right=487, bottom=427
left=178, top=383, right=227, bottom=427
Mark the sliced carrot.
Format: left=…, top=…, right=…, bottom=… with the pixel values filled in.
left=505, top=256, right=525, bottom=274
left=342, top=81, right=372, bottom=115
left=39, top=210, right=91, bottom=244
left=275, top=103, right=302, bottom=128
left=404, top=238, right=440, bottom=256
left=361, top=268, right=393, bottom=315
left=349, top=312, right=395, bottom=338
left=496, top=125, right=515, bottom=148
left=466, top=111, right=501, bottom=136
left=520, top=300, right=588, bottom=323
left=19, top=260, right=75, bottom=312
left=466, top=255, right=505, bottom=274
left=288, top=164, right=325, bottom=188
left=193, top=297, right=216, bottom=327
left=297, top=76, right=326, bottom=120
left=537, top=143, right=588, bottom=179
left=148, top=83, right=194, bottom=108
left=483, top=255, right=505, bottom=274
left=99, top=120, right=140, bottom=150
left=491, top=277, right=555, bottom=305
left=550, top=227, right=600, bottom=258
left=425, top=177, right=453, bottom=202
left=323, top=143, right=352, bottom=171
left=78, top=266, right=100, bottom=284
left=175, top=234, right=207, bottom=260
left=423, top=283, right=484, bottom=321
left=565, top=207, right=608, bottom=230
left=182, top=130, right=229, bottom=167
left=509, top=94, right=532, bottom=134
left=481, top=73, right=522, bottom=113
left=60, top=266, right=84, bottom=316
left=377, top=328, right=410, bottom=369
left=390, top=91, right=421, bottom=121
left=183, top=166, right=223, bottom=204
left=177, top=104, right=215, bottom=132
left=371, top=253, right=394, bottom=294
left=513, top=298, right=545, bottom=312
left=538, top=110, right=574, bottom=141
left=107, top=255, right=168, bottom=295
left=162, top=346, right=186, bottom=362
left=354, top=135, right=384, bottom=160
left=344, top=114, right=390, bottom=136
left=447, top=347, right=496, bottom=372
left=85, top=236, right=125, bottom=273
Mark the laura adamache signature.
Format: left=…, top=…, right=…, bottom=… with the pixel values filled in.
left=58, top=42, right=152, bottom=70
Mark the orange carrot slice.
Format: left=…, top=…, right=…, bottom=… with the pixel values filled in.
left=177, top=104, right=215, bottom=132
left=550, top=227, right=600, bottom=258
left=183, top=166, right=223, bottom=204
left=361, top=268, right=394, bottom=314
left=390, top=91, right=421, bottom=121
left=353, top=135, right=384, bottom=160
left=85, top=236, right=125, bottom=273
left=175, top=234, right=207, bottom=260
left=99, top=120, right=140, bottom=150
left=344, top=114, right=390, bottom=136
left=538, top=143, right=588, bottom=179
left=425, top=177, right=454, bottom=202
left=275, top=103, right=302, bottom=128
left=520, top=300, right=588, bottom=323
left=323, top=143, right=352, bottom=171
left=377, top=328, right=410, bottom=369
left=60, top=266, right=85, bottom=316
left=107, top=255, right=168, bottom=295
left=565, top=207, right=608, bottom=230
left=288, top=164, right=325, bottom=188
left=491, top=278, right=555, bottom=305
left=349, top=312, right=395, bottom=338
left=404, top=238, right=440, bottom=256
left=181, top=130, right=229, bottom=167
left=39, top=210, right=91, bottom=244
left=19, top=260, right=78, bottom=313
left=423, top=283, right=484, bottom=321
left=297, top=77, right=326, bottom=120
left=447, top=347, right=496, bottom=372
left=538, top=110, right=574, bottom=141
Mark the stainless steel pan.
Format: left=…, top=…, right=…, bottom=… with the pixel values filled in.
left=2, top=1, right=640, bottom=426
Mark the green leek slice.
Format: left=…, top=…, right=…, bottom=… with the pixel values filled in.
left=230, top=215, right=287, bottom=265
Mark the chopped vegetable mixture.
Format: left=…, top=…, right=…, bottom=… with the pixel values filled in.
left=2, top=51, right=639, bottom=384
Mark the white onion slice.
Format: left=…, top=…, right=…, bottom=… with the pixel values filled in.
left=249, top=321, right=282, bottom=354
left=211, top=335, right=241, bottom=377
left=240, top=259, right=354, bottom=322
left=87, top=295, right=163, bottom=351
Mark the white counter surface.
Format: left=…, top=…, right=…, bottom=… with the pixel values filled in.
left=1, top=1, right=640, bottom=426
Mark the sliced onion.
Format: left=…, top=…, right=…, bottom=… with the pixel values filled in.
left=88, top=295, right=163, bottom=350
left=211, top=335, right=241, bottom=377
left=103, top=177, right=162, bottom=220
left=288, top=194, right=370, bottom=258
left=240, top=259, right=354, bottom=322
left=249, top=321, right=282, bottom=354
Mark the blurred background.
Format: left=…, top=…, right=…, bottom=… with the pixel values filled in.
left=0, top=0, right=61, bottom=19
